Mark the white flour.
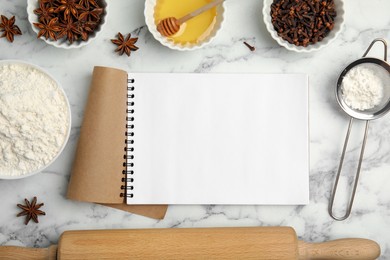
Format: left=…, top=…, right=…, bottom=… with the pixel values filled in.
left=0, top=63, right=69, bottom=177
left=341, top=63, right=387, bottom=111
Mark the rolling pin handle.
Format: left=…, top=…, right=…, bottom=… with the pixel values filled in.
left=298, top=238, right=380, bottom=260
left=0, top=245, right=57, bottom=260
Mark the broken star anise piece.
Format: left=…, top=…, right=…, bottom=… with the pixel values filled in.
left=78, top=0, right=99, bottom=9
left=17, top=197, right=46, bottom=225
left=0, top=15, right=22, bottom=43
left=41, top=0, right=60, bottom=7
left=111, top=32, right=139, bottom=57
left=76, top=20, right=97, bottom=41
left=34, top=17, right=61, bottom=40
left=78, top=8, right=103, bottom=22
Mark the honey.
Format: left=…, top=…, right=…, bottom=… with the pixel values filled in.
left=154, top=0, right=217, bottom=44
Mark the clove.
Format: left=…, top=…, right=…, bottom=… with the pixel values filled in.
left=243, top=41, right=256, bottom=51
left=270, top=0, right=337, bottom=47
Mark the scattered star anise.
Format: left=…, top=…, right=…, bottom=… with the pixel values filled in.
left=34, top=17, right=61, bottom=40
left=0, top=15, right=22, bottom=43
left=17, top=197, right=46, bottom=225
left=111, top=32, right=139, bottom=57
left=34, top=1, right=56, bottom=22
left=33, top=0, right=104, bottom=44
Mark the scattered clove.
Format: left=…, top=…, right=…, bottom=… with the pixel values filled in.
left=243, top=41, right=255, bottom=51
left=270, top=0, right=337, bottom=47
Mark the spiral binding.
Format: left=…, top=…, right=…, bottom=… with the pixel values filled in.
left=120, top=78, right=135, bottom=198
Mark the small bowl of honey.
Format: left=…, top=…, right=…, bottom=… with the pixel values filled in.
left=145, top=0, right=226, bottom=51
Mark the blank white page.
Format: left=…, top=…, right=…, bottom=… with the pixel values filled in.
left=126, top=73, right=309, bottom=204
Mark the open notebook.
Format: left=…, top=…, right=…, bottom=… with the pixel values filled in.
left=68, top=67, right=309, bottom=210
left=126, top=72, right=309, bottom=204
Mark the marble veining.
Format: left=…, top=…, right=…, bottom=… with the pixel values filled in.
left=1, top=0, right=390, bottom=258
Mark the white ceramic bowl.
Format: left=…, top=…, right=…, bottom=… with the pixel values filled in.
left=0, top=60, right=71, bottom=179
left=263, top=0, right=345, bottom=52
left=27, top=0, right=108, bottom=49
left=145, top=0, right=226, bottom=51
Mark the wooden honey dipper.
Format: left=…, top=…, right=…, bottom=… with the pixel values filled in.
left=157, top=0, right=225, bottom=37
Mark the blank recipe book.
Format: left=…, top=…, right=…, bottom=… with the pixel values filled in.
left=68, top=66, right=309, bottom=208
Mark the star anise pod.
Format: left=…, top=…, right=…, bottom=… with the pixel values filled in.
left=58, top=17, right=81, bottom=43
left=78, top=7, right=103, bottom=22
left=34, top=1, right=56, bottom=22
left=79, top=0, right=99, bottom=9
left=34, top=17, right=61, bottom=40
left=0, top=15, right=22, bottom=42
left=56, top=0, right=84, bottom=20
left=76, top=20, right=97, bottom=40
left=111, top=32, right=139, bottom=57
left=17, top=197, right=46, bottom=225
left=41, top=0, right=60, bottom=7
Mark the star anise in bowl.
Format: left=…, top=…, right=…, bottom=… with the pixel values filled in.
left=27, top=0, right=107, bottom=48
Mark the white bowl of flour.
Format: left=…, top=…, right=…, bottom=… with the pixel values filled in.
left=0, top=60, right=71, bottom=179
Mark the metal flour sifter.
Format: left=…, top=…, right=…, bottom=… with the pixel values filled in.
left=329, top=38, right=390, bottom=221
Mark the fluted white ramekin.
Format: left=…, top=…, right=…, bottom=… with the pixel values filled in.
left=27, top=0, right=108, bottom=49
left=263, top=0, right=345, bottom=52
left=145, top=0, right=226, bottom=51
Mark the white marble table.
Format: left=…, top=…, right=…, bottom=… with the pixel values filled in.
left=1, top=0, right=390, bottom=258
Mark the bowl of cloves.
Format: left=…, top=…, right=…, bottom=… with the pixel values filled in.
left=27, top=0, right=108, bottom=49
left=263, top=0, right=344, bottom=52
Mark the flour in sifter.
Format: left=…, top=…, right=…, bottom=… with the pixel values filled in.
left=0, top=63, right=70, bottom=177
left=341, top=63, right=388, bottom=111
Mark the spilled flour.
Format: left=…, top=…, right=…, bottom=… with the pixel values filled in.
left=0, top=63, right=70, bottom=177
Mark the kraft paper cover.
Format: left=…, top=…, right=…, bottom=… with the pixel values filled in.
left=67, top=66, right=167, bottom=219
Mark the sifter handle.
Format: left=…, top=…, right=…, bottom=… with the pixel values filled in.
left=328, top=118, right=369, bottom=221
left=362, top=38, right=388, bottom=61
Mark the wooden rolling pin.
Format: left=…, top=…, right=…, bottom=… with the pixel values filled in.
left=0, top=227, right=380, bottom=259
